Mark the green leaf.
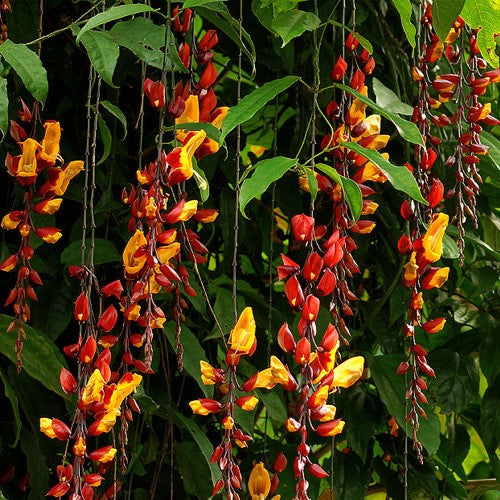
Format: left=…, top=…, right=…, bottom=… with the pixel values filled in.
left=165, top=323, right=212, bottom=397
left=20, top=428, right=50, bottom=500
left=433, top=0, right=466, bottom=42
left=97, top=114, right=112, bottom=165
left=390, top=0, right=416, bottom=48
left=175, top=442, right=213, bottom=498
left=110, top=18, right=166, bottom=70
left=367, top=354, right=441, bottom=454
left=240, top=156, right=296, bottom=216
left=481, top=131, right=500, bottom=173
left=480, top=375, right=500, bottom=453
left=445, top=224, right=500, bottom=261
left=182, top=0, right=227, bottom=6
left=329, top=20, right=373, bottom=53
left=271, top=10, right=321, bottom=47
left=303, top=167, right=318, bottom=202
left=0, top=40, right=48, bottom=103
left=461, top=0, right=500, bottom=67
left=176, top=121, right=221, bottom=142
left=258, top=388, right=287, bottom=424
left=79, top=30, right=119, bottom=88
left=196, top=4, right=256, bottom=74
left=167, top=406, right=222, bottom=484
left=101, top=100, right=127, bottom=139
left=314, top=162, right=363, bottom=221
left=61, top=238, right=121, bottom=266
left=0, top=368, right=21, bottom=446
left=342, top=141, right=427, bottom=204
left=436, top=424, right=470, bottom=481
left=193, top=162, right=210, bottom=203
left=442, top=232, right=460, bottom=259
left=0, top=314, right=67, bottom=397
left=75, top=4, right=156, bottom=42
left=427, top=349, right=479, bottom=414
left=0, top=77, right=8, bottom=140
left=333, top=83, right=423, bottom=145
left=372, top=77, right=413, bottom=115
left=221, top=75, right=299, bottom=143
left=342, top=388, right=379, bottom=461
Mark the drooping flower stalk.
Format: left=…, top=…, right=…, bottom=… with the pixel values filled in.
left=1, top=105, right=83, bottom=369
left=190, top=307, right=261, bottom=499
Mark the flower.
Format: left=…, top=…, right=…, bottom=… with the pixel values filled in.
left=166, top=130, right=207, bottom=185
left=236, top=395, right=259, bottom=411
left=421, top=267, right=449, bottom=289
left=39, top=418, right=71, bottom=440
left=189, top=398, right=222, bottom=415
left=420, top=213, right=449, bottom=264
left=88, top=445, right=117, bottom=463
left=123, top=229, right=147, bottom=275
left=39, top=121, right=61, bottom=166
left=35, top=227, right=62, bottom=244
left=228, top=307, right=256, bottom=356
left=248, top=462, right=271, bottom=500
left=40, top=161, right=84, bottom=196
left=199, top=360, right=224, bottom=385
left=144, top=78, right=166, bottom=109
left=422, top=317, right=446, bottom=334
left=332, top=356, right=364, bottom=388
left=243, top=368, right=276, bottom=391
left=16, top=138, right=41, bottom=183
left=80, top=369, right=105, bottom=407
left=316, top=418, right=345, bottom=437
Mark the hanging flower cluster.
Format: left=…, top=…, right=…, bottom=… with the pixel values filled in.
left=189, top=307, right=265, bottom=498
left=395, top=3, right=498, bottom=461
left=298, top=35, right=389, bottom=338
left=40, top=358, right=141, bottom=497
left=1, top=104, right=83, bottom=368
left=414, top=5, right=498, bottom=263
left=122, top=8, right=227, bottom=376
left=397, top=212, right=449, bottom=461
left=246, top=218, right=365, bottom=499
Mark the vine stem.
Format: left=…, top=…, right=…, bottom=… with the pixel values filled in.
left=232, top=0, right=243, bottom=322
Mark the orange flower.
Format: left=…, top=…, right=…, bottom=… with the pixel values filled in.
left=35, top=227, right=62, bottom=244
left=199, top=360, right=224, bottom=385
left=228, top=307, right=256, bottom=355
left=421, top=213, right=449, bottom=264
left=166, top=130, right=207, bottom=185
left=403, top=252, right=418, bottom=287
left=235, top=395, right=259, bottom=411
left=189, top=398, right=222, bottom=415
left=1, top=212, right=23, bottom=230
left=88, top=445, right=117, bottom=463
left=39, top=121, right=61, bottom=166
left=331, top=356, right=364, bottom=388
left=106, top=372, right=142, bottom=412
left=243, top=368, right=276, bottom=391
left=157, top=242, right=180, bottom=265
left=316, top=418, right=345, bottom=437
left=248, top=462, right=271, bottom=500
left=422, top=317, right=446, bottom=334
left=123, top=229, right=147, bottom=275
left=73, top=437, right=86, bottom=457
left=17, top=138, right=41, bottom=182
left=421, top=267, right=449, bottom=289
left=41, top=161, right=84, bottom=196
left=81, top=369, right=105, bottom=407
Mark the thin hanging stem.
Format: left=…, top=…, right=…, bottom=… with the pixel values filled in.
left=37, top=0, right=43, bottom=57
left=232, top=0, right=243, bottom=322
left=89, top=75, right=102, bottom=270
